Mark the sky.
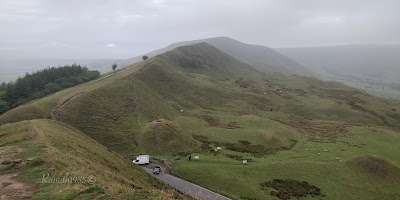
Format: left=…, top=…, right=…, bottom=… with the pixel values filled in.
left=1, top=0, right=400, bottom=59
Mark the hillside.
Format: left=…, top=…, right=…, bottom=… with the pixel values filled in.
left=0, top=119, right=187, bottom=199
left=1, top=43, right=400, bottom=153
left=123, top=37, right=313, bottom=76
left=1, top=42, right=400, bottom=199
left=275, top=44, right=400, bottom=99
left=137, top=119, right=198, bottom=155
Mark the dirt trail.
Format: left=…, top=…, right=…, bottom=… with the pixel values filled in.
left=0, top=146, right=38, bottom=199
left=50, top=92, right=83, bottom=120
left=0, top=172, right=37, bottom=199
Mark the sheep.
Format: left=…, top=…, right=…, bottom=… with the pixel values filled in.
left=216, top=147, right=222, bottom=150
left=324, top=149, right=328, bottom=152
left=242, top=160, right=247, bottom=164
left=318, top=153, right=321, bottom=155
left=193, top=156, right=199, bottom=160
left=180, top=110, right=184, bottom=112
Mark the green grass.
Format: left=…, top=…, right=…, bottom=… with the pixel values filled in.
left=136, top=119, right=199, bottom=155
left=0, top=119, right=188, bottom=199
left=168, top=125, right=400, bottom=199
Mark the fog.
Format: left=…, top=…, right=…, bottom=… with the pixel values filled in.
left=1, top=0, right=400, bottom=60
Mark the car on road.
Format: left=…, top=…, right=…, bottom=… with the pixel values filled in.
left=153, top=166, right=161, bottom=175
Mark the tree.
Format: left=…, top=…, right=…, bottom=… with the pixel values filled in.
left=0, top=100, right=10, bottom=114
left=0, top=64, right=100, bottom=111
left=112, top=63, right=118, bottom=71
left=142, top=55, right=148, bottom=61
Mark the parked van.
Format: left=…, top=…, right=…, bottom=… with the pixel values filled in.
left=133, top=155, right=150, bottom=165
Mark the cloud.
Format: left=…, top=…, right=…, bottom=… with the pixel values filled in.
left=105, top=44, right=116, bottom=48
left=1, top=0, right=400, bottom=59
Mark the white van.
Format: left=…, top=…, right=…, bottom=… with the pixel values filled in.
left=133, top=155, right=150, bottom=165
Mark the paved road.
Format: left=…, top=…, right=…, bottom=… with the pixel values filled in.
left=141, top=166, right=230, bottom=200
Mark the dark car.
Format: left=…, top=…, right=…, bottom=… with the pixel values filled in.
left=153, top=166, right=161, bottom=175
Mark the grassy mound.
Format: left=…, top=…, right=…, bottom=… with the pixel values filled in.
left=137, top=119, right=198, bottom=155
left=347, top=155, right=400, bottom=179
left=0, top=119, right=187, bottom=199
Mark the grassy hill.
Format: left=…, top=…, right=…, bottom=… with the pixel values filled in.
left=1, top=42, right=400, bottom=199
left=1, top=42, right=400, bottom=151
left=0, top=119, right=187, bottom=199
left=123, top=37, right=313, bottom=76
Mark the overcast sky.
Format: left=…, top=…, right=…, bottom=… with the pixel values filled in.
left=1, top=0, right=400, bottom=59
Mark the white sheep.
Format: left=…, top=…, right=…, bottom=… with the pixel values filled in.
left=193, top=156, right=199, bottom=159
left=180, top=110, right=184, bottom=112
left=324, top=149, right=328, bottom=152
left=216, top=147, right=222, bottom=150
left=242, top=160, right=247, bottom=164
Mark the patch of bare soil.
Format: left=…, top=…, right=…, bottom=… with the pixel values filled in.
left=50, top=92, right=83, bottom=120
left=202, top=115, right=240, bottom=129
left=280, top=116, right=349, bottom=143
left=0, top=146, right=38, bottom=199
left=0, top=172, right=37, bottom=199
left=0, top=146, right=24, bottom=171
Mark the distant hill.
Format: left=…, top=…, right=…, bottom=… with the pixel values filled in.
left=123, top=37, right=313, bottom=76
left=275, top=44, right=400, bottom=99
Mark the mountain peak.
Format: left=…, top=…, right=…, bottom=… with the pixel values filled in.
left=124, top=37, right=312, bottom=76
left=156, top=42, right=264, bottom=81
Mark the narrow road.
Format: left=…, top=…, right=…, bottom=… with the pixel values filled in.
left=141, top=166, right=230, bottom=200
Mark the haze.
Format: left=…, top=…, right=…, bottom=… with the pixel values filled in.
left=1, top=0, right=400, bottom=60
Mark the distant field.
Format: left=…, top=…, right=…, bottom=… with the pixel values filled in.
left=275, top=44, right=400, bottom=100
left=325, top=75, right=400, bottom=100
